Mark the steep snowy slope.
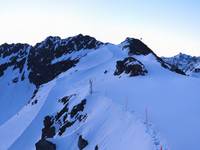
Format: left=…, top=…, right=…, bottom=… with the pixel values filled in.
left=0, top=35, right=200, bottom=150
left=0, top=44, right=35, bottom=125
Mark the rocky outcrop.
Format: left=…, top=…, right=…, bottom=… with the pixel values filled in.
left=95, top=145, right=99, bottom=150
left=114, top=57, right=148, bottom=76
left=0, top=43, right=30, bottom=79
left=122, top=38, right=154, bottom=56
left=42, top=116, right=56, bottom=139
left=35, top=139, right=56, bottom=150
left=39, top=95, right=87, bottom=139
left=58, top=98, right=87, bottom=135
left=78, top=135, right=88, bottom=150
left=0, top=34, right=103, bottom=86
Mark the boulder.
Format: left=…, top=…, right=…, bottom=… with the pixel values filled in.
left=78, top=135, right=88, bottom=150
left=35, top=139, right=56, bottom=150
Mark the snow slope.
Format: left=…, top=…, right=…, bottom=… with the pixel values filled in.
left=0, top=68, right=35, bottom=126
left=0, top=35, right=200, bottom=150
left=0, top=81, right=55, bottom=150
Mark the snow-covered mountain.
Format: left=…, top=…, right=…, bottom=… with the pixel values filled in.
left=0, top=34, right=200, bottom=150
left=162, top=53, right=200, bottom=77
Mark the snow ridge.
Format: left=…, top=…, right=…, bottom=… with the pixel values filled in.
left=0, top=35, right=200, bottom=150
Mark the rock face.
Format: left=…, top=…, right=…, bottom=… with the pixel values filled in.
left=122, top=38, right=155, bottom=56
left=0, top=43, right=30, bottom=80
left=78, top=135, right=88, bottom=150
left=114, top=57, right=148, bottom=76
left=42, top=116, right=56, bottom=139
left=28, top=34, right=103, bottom=86
left=95, top=145, right=99, bottom=150
left=35, top=139, right=56, bottom=150
left=0, top=34, right=103, bottom=86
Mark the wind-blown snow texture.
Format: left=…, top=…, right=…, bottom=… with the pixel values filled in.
left=0, top=34, right=200, bottom=150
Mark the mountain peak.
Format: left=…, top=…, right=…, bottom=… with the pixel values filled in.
left=121, top=37, right=155, bottom=56
left=67, top=34, right=103, bottom=49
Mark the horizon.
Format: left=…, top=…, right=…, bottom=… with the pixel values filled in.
left=0, top=0, right=200, bottom=57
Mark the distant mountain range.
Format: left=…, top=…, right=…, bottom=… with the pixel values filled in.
left=162, top=53, right=200, bottom=77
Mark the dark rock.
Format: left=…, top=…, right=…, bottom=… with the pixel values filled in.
left=55, top=106, right=68, bottom=121
left=95, top=145, right=99, bottom=150
left=35, top=139, right=56, bottom=150
left=70, top=99, right=87, bottom=118
left=13, top=57, right=26, bottom=73
left=30, top=87, right=39, bottom=100
left=114, top=57, right=147, bottom=76
left=104, top=70, right=108, bottom=74
left=76, top=114, right=87, bottom=122
left=31, top=99, right=38, bottom=105
left=0, top=43, right=30, bottom=78
left=0, top=34, right=103, bottom=86
left=194, top=68, right=200, bottom=73
left=12, top=77, right=18, bottom=83
left=78, top=135, right=88, bottom=150
left=21, top=72, right=25, bottom=81
left=122, top=38, right=154, bottom=55
left=58, top=120, right=75, bottom=136
left=28, top=46, right=79, bottom=86
left=0, top=43, right=29, bottom=58
left=43, top=116, right=54, bottom=128
left=42, top=126, right=56, bottom=139
left=27, top=34, right=103, bottom=86
left=42, top=116, right=55, bottom=139
left=55, top=96, right=87, bottom=136
left=58, top=94, right=75, bottom=105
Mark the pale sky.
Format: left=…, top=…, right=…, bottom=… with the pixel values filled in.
left=0, top=0, right=199, bottom=56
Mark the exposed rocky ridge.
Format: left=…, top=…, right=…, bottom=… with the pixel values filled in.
left=0, top=34, right=103, bottom=86
left=0, top=34, right=186, bottom=87
left=27, top=34, right=103, bottom=85
left=0, top=43, right=30, bottom=78
left=121, top=38, right=155, bottom=56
